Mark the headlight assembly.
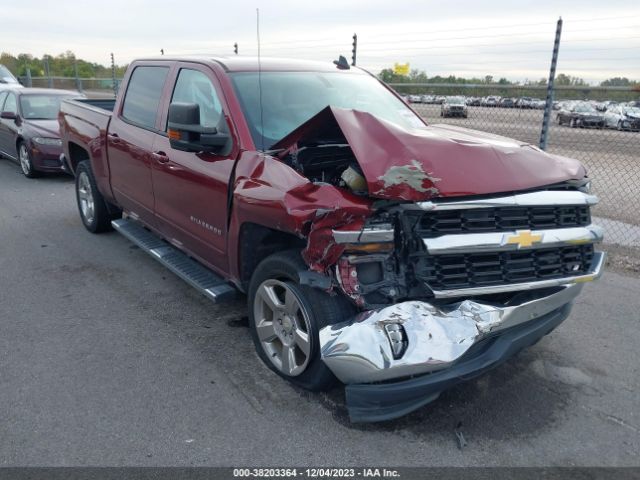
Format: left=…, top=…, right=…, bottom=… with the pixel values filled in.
left=33, top=137, right=62, bottom=146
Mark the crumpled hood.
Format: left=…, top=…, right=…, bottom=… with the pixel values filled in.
left=24, top=119, right=61, bottom=138
left=273, top=106, right=587, bottom=201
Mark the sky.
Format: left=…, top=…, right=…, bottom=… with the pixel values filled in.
left=2, top=0, right=639, bottom=84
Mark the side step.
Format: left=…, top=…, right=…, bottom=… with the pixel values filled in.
left=111, top=218, right=236, bottom=303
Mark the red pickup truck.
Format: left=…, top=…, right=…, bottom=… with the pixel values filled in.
left=59, top=56, right=605, bottom=422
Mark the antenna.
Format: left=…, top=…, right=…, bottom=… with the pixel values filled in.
left=257, top=8, right=265, bottom=151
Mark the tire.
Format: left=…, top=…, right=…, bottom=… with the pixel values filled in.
left=617, top=120, right=624, bottom=131
left=18, top=142, right=39, bottom=178
left=248, top=250, right=356, bottom=391
left=570, top=118, right=576, bottom=128
left=75, top=160, right=120, bottom=233
left=557, top=115, right=562, bottom=125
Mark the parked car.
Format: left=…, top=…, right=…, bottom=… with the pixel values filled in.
left=407, top=94, right=422, bottom=103
left=482, top=96, right=500, bottom=107
left=499, top=97, right=515, bottom=108
left=441, top=96, right=468, bottom=117
left=0, top=88, right=81, bottom=177
left=59, top=56, right=604, bottom=423
left=466, top=96, right=481, bottom=106
left=0, top=65, right=23, bottom=90
left=603, top=105, right=640, bottom=131
left=516, top=97, right=533, bottom=108
left=556, top=102, right=605, bottom=128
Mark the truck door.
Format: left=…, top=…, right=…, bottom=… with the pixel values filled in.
left=108, top=65, right=170, bottom=226
left=150, top=64, right=237, bottom=274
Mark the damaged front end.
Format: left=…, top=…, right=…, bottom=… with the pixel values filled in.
left=245, top=106, right=605, bottom=422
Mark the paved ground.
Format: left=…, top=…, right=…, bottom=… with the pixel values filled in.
left=0, top=159, right=639, bottom=467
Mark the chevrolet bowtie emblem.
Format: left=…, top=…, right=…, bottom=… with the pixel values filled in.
left=504, top=230, right=543, bottom=248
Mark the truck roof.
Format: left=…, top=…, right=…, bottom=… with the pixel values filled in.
left=133, top=55, right=366, bottom=73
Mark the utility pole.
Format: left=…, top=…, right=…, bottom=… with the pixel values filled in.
left=74, top=58, right=82, bottom=92
left=351, top=33, right=357, bottom=66
left=44, top=56, right=52, bottom=88
left=234, top=42, right=238, bottom=55
left=110, top=53, right=117, bottom=97
left=539, top=17, right=563, bottom=150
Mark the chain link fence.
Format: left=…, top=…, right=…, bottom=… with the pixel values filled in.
left=18, top=76, right=121, bottom=98
left=393, top=83, right=640, bottom=250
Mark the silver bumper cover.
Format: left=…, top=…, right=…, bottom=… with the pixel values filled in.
left=320, top=253, right=604, bottom=384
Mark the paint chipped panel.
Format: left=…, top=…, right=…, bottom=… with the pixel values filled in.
left=375, top=159, right=441, bottom=200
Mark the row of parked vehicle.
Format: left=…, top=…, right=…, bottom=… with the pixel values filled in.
left=0, top=69, right=80, bottom=177
left=399, top=91, right=640, bottom=131
left=556, top=100, right=640, bottom=130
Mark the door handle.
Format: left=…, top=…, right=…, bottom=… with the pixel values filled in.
left=107, top=133, right=120, bottom=144
left=152, top=151, right=170, bottom=164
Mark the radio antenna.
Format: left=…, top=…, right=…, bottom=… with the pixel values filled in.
left=257, top=8, right=265, bottom=151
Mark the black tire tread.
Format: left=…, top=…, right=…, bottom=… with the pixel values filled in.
left=247, top=249, right=355, bottom=391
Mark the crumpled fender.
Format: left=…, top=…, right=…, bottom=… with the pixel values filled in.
left=230, top=151, right=372, bottom=272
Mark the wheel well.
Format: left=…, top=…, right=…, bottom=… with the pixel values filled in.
left=67, top=142, right=90, bottom=173
left=238, top=223, right=305, bottom=290
left=15, top=136, right=24, bottom=152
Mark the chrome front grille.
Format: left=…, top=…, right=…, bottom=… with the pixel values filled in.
left=416, top=205, right=591, bottom=237
left=414, top=244, right=594, bottom=290
left=409, top=190, right=604, bottom=297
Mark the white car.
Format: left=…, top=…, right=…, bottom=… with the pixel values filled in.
left=0, top=65, right=23, bottom=90
left=603, top=105, right=640, bottom=131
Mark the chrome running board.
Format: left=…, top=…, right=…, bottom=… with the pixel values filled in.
left=112, top=218, right=236, bottom=303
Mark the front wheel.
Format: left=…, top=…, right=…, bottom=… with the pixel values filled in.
left=248, top=250, right=355, bottom=391
left=19, top=142, right=38, bottom=178
left=75, top=161, right=120, bottom=233
left=570, top=118, right=577, bottom=128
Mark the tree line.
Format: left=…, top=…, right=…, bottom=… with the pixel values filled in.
left=0, top=51, right=128, bottom=78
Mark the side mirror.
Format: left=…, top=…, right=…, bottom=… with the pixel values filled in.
left=1, top=111, right=17, bottom=120
left=167, top=102, right=229, bottom=154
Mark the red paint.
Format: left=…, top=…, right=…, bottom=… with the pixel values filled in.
left=274, top=106, right=586, bottom=201
left=59, top=56, right=589, bottom=288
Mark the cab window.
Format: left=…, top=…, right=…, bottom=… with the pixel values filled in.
left=121, top=66, right=169, bottom=129
left=169, top=69, right=222, bottom=129
left=0, top=91, right=8, bottom=110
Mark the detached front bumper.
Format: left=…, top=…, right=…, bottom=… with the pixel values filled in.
left=319, top=252, right=604, bottom=422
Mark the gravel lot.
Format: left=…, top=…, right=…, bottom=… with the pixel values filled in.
left=1, top=159, right=639, bottom=467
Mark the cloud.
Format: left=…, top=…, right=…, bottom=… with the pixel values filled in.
left=2, top=0, right=639, bottom=83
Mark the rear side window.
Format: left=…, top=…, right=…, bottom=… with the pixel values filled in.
left=121, top=66, right=169, bottom=129
left=0, top=91, right=8, bottom=110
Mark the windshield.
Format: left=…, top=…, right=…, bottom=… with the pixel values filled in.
left=20, top=95, right=71, bottom=120
left=574, top=104, right=596, bottom=113
left=446, top=97, right=464, bottom=104
left=230, top=72, right=425, bottom=149
left=0, top=65, right=18, bottom=84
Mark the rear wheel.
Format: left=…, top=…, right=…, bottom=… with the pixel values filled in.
left=18, top=142, right=38, bottom=178
left=617, top=120, right=624, bottom=131
left=248, top=250, right=355, bottom=391
left=75, top=160, right=120, bottom=233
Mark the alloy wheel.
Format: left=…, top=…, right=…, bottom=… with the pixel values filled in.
left=77, top=171, right=95, bottom=225
left=19, top=144, right=32, bottom=176
left=253, top=279, right=312, bottom=377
